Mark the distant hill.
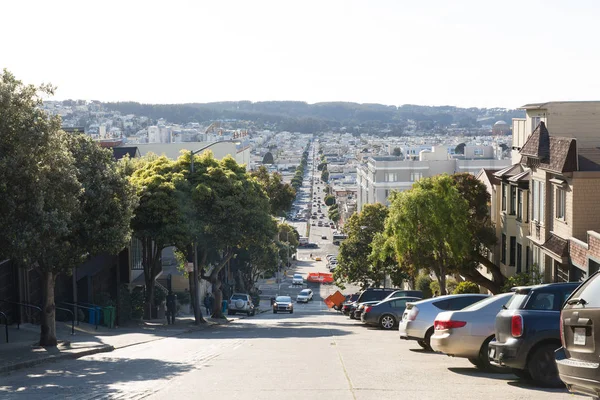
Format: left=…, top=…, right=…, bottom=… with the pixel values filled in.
left=102, top=101, right=524, bottom=134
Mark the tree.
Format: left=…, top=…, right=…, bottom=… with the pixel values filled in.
left=251, top=166, right=296, bottom=215
left=334, top=204, right=389, bottom=288
left=324, top=194, right=336, bottom=206
left=317, top=162, right=327, bottom=171
left=392, top=147, right=402, bottom=157
left=184, top=153, right=277, bottom=318
left=0, top=71, right=136, bottom=346
left=262, top=152, right=274, bottom=164
left=453, top=281, right=480, bottom=294
left=455, top=143, right=466, bottom=154
left=385, top=175, right=470, bottom=295
left=129, top=156, right=190, bottom=319
left=321, top=169, right=329, bottom=182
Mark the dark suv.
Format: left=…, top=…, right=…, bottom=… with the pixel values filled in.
left=348, top=288, right=399, bottom=320
left=488, top=282, right=579, bottom=387
left=556, top=272, right=599, bottom=398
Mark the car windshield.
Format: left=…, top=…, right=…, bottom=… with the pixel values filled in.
left=276, top=296, right=291, bottom=302
left=294, top=274, right=302, bottom=278
left=462, top=292, right=513, bottom=311
left=505, top=293, right=529, bottom=310
left=231, top=294, right=247, bottom=300
left=300, top=290, right=310, bottom=295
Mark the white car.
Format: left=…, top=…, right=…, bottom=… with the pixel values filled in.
left=296, top=289, right=313, bottom=303
left=292, top=274, right=304, bottom=286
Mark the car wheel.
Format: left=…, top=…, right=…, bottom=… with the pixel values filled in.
left=247, top=311, right=251, bottom=317
left=528, top=344, right=563, bottom=388
left=468, top=358, right=482, bottom=367
left=417, top=340, right=428, bottom=349
left=512, top=368, right=531, bottom=380
left=273, top=310, right=277, bottom=314
left=290, top=310, right=293, bottom=314
left=423, top=328, right=434, bottom=351
left=379, top=314, right=396, bottom=330
left=349, top=312, right=356, bottom=320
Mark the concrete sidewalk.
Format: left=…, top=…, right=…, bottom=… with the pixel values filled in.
left=0, top=300, right=272, bottom=375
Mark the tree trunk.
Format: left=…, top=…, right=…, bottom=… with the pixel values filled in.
left=462, top=254, right=505, bottom=294
left=40, top=270, right=57, bottom=347
left=142, top=239, right=162, bottom=319
left=188, top=273, right=197, bottom=317
left=438, top=267, right=447, bottom=295
left=202, top=251, right=234, bottom=319
left=144, top=276, right=155, bottom=319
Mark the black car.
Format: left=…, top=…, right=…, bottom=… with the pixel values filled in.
left=362, top=296, right=421, bottom=329
left=383, top=290, right=423, bottom=301
left=488, top=282, right=579, bottom=387
left=556, top=272, right=599, bottom=397
left=341, top=294, right=359, bottom=314
left=349, top=288, right=399, bottom=320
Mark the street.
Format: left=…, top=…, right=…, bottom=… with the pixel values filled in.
left=0, top=279, right=576, bottom=399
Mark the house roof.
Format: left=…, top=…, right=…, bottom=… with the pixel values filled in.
left=519, top=122, right=577, bottom=173
left=508, top=169, right=531, bottom=183
left=493, top=163, right=523, bottom=178
left=476, top=168, right=501, bottom=185
left=113, top=147, right=141, bottom=160
left=542, top=234, right=569, bottom=260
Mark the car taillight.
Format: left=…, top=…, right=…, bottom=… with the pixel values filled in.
left=511, top=315, right=523, bottom=337
left=559, top=310, right=565, bottom=347
left=434, top=320, right=467, bottom=330
left=364, top=306, right=372, bottom=313
left=408, top=306, right=419, bottom=321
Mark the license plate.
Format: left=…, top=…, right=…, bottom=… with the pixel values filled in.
left=489, top=347, right=496, bottom=359
left=574, top=328, right=586, bottom=346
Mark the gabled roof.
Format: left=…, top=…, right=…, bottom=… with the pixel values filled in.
left=519, top=122, right=577, bottom=173
left=476, top=168, right=501, bottom=186
left=493, top=163, right=523, bottom=178
left=508, top=169, right=531, bottom=183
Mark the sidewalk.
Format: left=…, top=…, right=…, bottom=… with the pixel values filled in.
left=0, top=300, right=272, bottom=375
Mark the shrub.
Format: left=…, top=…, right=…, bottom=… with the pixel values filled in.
left=501, top=269, right=543, bottom=292
left=453, top=281, right=480, bottom=294
left=175, top=291, right=190, bottom=305
left=429, top=280, right=440, bottom=296
left=415, top=273, right=433, bottom=298
left=446, top=278, right=458, bottom=294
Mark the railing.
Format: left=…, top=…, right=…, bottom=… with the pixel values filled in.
left=0, top=311, right=8, bottom=343
left=0, top=300, right=41, bottom=330
left=54, top=306, right=75, bottom=335
left=61, top=302, right=100, bottom=330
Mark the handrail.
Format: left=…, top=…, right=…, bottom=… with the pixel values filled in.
left=54, top=306, right=75, bottom=335
left=61, top=302, right=99, bottom=330
left=1, top=300, right=42, bottom=330
left=0, top=311, right=8, bottom=343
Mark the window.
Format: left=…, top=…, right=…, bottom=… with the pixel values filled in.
left=509, top=236, right=516, bottom=266
left=556, top=188, right=566, bottom=220
left=384, top=189, right=390, bottom=199
left=527, top=292, right=555, bottom=311
left=570, top=273, right=600, bottom=307
left=447, top=296, right=486, bottom=310
left=390, top=299, right=408, bottom=309
left=516, top=243, right=522, bottom=273
left=517, top=189, right=524, bottom=220
left=509, top=185, right=516, bottom=215
left=384, top=173, right=397, bottom=182
left=501, top=184, right=507, bottom=212
left=532, top=180, right=545, bottom=223
left=410, top=172, right=422, bottom=182
left=474, top=148, right=484, bottom=156
left=501, top=234, right=507, bottom=264
left=531, top=116, right=541, bottom=133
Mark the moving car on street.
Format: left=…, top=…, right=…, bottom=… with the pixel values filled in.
left=296, top=289, right=313, bottom=303
left=488, top=282, right=579, bottom=387
left=361, top=297, right=421, bottom=330
left=273, top=296, right=294, bottom=314
left=399, top=294, right=489, bottom=350
left=430, top=292, right=513, bottom=371
left=292, top=274, right=304, bottom=286
left=556, top=271, right=600, bottom=396
left=228, top=293, right=256, bottom=316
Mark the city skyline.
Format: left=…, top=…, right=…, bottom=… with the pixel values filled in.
left=3, top=0, right=600, bottom=108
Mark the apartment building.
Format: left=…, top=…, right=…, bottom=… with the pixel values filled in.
left=357, top=146, right=510, bottom=211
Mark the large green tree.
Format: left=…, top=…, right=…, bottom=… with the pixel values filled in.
left=0, top=71, right=136, bottom=346
left=251, top=166, right=296, bottom=215
left=129, top=156, right=190, bottom=319
left=334, top=204, right=389, bottom=288
left=385, top=175, right=470, bottom=294
left=183, top=153, right=277, bottom=318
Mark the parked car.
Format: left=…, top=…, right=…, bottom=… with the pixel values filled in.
left=353, top=300, right=381, bottom=320
left=349, top=288, right=400, bottom=319
left=383, top=290, right=424, bottom=301
left=556, top=272, right=600, bottom=396
left=272, top=295, right=294, bottom=314
left=292, top=274, right=304, bottom=286
left=321, top=235, right=327, bottom=240
left=342, top=294, right=360, bottom=315
left=488, top=282, right=579, bottom=387
left=399, top=294, right=489, bottom=350
left=296, top=289, right=314, bottom=303
left=228, top=293, right=256, bottom=316
left=362, top=297, right=421, bottom=329
left=430, top=292, right=513, bottom=371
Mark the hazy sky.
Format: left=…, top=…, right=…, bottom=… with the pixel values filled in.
left=2, top=0, right=600, bottom=108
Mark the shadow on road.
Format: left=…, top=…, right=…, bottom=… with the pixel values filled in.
left=409, top=348, right=444, bottom=355
left=0, top=357, right=194, bottom=398
left=505, top=380, right=570, bottom=394
left=201, top=321, right=351, bottom=340
left=447, top=367, right=515, bottom=380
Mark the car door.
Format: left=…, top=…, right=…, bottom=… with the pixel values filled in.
left=390, top=299, right=409, bottom=319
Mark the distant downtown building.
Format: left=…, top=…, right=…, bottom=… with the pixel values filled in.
left=356, top=145, right=511, bottom=211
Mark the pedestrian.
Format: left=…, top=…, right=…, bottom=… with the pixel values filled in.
left=204, top=293, right=210, bottom=315
left=207, top=293, right=214, bottom=316
left=166, top=290, right=177, bottom=325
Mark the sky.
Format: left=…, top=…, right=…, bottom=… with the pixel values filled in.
left=2, top=0, right=600, bottom=108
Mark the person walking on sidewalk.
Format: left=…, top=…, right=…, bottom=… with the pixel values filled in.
left=204, top=293, right=213, bottom=316
left=166, top=291, right=177, bottom=325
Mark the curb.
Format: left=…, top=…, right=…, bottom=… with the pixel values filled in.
left=0, top=344, right=115, bottom=375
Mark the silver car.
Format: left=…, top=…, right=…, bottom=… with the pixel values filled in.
left=430, top=293, right=512, bottom=371
left=399, top=294, right=489, bottom=350
left=296, top=289, right=313, bottom=303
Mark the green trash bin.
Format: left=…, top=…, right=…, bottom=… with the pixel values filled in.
left=103, top=306, right=116, bottom=329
